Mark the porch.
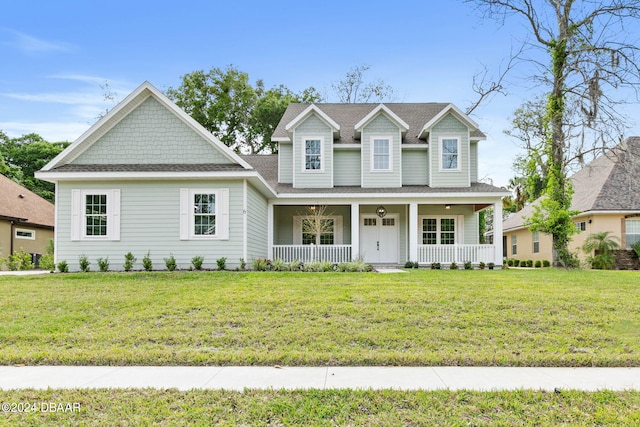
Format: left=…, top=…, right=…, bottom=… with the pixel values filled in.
left=267, top=200, right=504, bottom=265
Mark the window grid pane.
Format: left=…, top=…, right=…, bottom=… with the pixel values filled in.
left=305, top=139, right=322, bottom=170
left=85, top=194, right=107, bottom=236
left=373, top=139, right=390, bottom=170
left=194, top=193, right=216, bottom=235
left=626, top=219, right=640, bottom=249
left=422, top=218, right=437, bottom=245
left=442, top=139, right=459, bottom=169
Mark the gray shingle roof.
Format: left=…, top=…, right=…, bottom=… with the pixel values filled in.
left=48, top=163, right=247, bottom=173
left=503, top=137, right=640, bottom=230
left=272, top=103, right=486, bottom=144
left=0, top=174, right=54, bottom=228
left=241, top=155, right=505, bottom=195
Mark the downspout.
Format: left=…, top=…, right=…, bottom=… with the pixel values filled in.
left=9, top=220, right=14, bottom=256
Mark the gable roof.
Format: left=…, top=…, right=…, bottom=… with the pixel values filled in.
left=503, top=137, right=640, bottom=231
left=284, top=104, right=340, bottom=137
left=0, top=174, right=54, bottom=228
left=354, top=104, right=410, bottom=136
left=40, top=81, right=252, bottom=172
left=272, top=103, right=486, bottom=144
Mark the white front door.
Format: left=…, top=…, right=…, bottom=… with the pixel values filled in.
left=360, top=214, right=399, bottom=263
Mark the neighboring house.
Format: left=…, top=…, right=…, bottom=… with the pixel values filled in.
left=502, top=137, right=640, bottom=262
left=36, top=82, right=508, bottom=271
left=0, top=174, right=54, bottom=268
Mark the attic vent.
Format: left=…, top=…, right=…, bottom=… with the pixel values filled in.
left=18, top=194, right=25, bottom=199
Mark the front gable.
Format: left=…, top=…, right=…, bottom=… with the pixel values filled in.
left=292, top=113, right=334, bottom=188
left=361, top=113, right=402, bottom=188
left=429, top=113, right=471, bottom=188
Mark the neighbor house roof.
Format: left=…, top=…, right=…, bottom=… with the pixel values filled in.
left=0, top=174, right=54, bottom=228
left=503, top=136, right=640, bottom=231
left=272, top=103, right=486, bottom=144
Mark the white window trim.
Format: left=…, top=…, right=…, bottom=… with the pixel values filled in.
left=15, top=228, right=35, bottom=240
left=293, top=215, right=343, bottom=245
left=418, top=215, right=463, bottom=245
left=301, top=136, right=324, bottom=173
left=370, top=135, right=393, bottom=172
left=625, top=218, right=640, bottom=249
left=71, top=189, right=120, bottom=241
left=575, top=221, right=587, bottom=232
left=180, top=188, right=229, bottom=240
left=532, top=231, right=540, bottom=253
left=511, top=234, right=518, bottom=255
left=439, top=136, right=461, bottom=172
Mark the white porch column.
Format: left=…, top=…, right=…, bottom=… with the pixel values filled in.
left=267, top=202, right=274, bottom=260
left=351, top=203, right=359, bottom=260
left=493, top=201, right=503, bottom=266
left=409, top=202, right=418, bottom=262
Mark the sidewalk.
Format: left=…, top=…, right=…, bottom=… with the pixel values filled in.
left=1, top=366, right=639, bottom=391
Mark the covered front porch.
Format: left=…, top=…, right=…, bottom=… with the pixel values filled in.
left=268, top=199, right=504, bottom=266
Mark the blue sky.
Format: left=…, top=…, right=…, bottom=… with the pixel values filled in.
left=2, top=0, right=638, bottom=187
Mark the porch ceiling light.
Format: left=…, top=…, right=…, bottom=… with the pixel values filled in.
left=376, top=205, right=387, bottom=218
left=445, top=204, right=451, bottom=210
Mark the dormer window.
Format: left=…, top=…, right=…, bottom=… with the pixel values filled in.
left=440, top=137, right=460, bottom=171
left=372, top=138, right=391, bottom=171
left=304, top=138, right=323, bottom=171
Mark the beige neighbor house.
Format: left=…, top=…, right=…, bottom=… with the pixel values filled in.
left=0, top=174, right=55, bottom=269
left=502, top=137, right=640, bottom=266
left=36, top=82, right=509, bottom=271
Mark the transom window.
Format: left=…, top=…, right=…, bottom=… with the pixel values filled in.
left=372, top=138, right=390, bottom=171
left=193, top=193, right=216, bottom=236
left=626, top=218, right=640, bottom=249
left=304, top=139, right=322, bottom=171
left=85, top=194, right=108, bottom=236
left=440, top=138, right=460, bottom=171
left=421, top=217, right=456, bottom=245
left=15, top=229, right=35, bottom=240
left=364, top=218, right=377, bottom=226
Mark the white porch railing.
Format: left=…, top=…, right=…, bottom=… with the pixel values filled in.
left=418, top=244, right=495, bottom=264
left=272, top=245, right=352, bottom=263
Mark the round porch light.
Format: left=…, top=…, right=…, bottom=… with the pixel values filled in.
left=376, top=205, right=387, bottom=218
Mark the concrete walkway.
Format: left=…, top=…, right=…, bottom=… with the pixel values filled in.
left=1, top=366, right=639, bottom=391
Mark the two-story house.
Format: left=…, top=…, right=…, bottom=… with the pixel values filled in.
left=36, top=82, right=508, bottom=271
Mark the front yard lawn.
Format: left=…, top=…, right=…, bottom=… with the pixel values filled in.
left=0, top=269, right=638, bottom=366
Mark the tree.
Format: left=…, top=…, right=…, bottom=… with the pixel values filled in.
left=582, top=231, right=620, bottom=269
left=167, top=65, right=321, bottom=154
left=468, top=0, right=640, bottom=265
left=331, top=65, right=395, bottom=103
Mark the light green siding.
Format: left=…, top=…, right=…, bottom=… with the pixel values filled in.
left=361, top=114, right=402, bottom=188
left=429, top=114, right=470, bottom=187
left=56, top=180, right=245, bottom=271
left=73, top=97, right=232, bottom=165
left=278, top=143, right=293, bottom=183
left=246, top=183, right=268, bottom=261
left=470, top=142, right=478, bottom=183
left=293, top=115, right=333, bottom=188
left=402, top=149, right=429, bottom=185
left=334, top=150, right=361, bottom=186
left=273, top=205, right=351, bottom=245
left=417, top=205, right=478, bottom=244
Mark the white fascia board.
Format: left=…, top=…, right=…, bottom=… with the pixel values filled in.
left=272, top=136, right=291, bottom=142
left=401, top=144, right=429, bottom=150
left=418, top=104, right=480, bottom=139
left=470, top=136, right=487, bottom=142
left=273, top=192, right=509, bottom=203
left=333, top=144, right=361, bottom=150
left=354, top=104, right=410, bottom=134
left=284, top=104, right=340, bottom=133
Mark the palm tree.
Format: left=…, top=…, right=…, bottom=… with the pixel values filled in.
left=582, top=231, right=620, bottom=270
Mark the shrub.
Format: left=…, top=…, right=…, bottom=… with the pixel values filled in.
left=252, top=258, right=271, bottom=271
left=164, top=254, right=177, bottom=271
left=631, top=241, right=640, bottom=259
left=513, top=259, right=520, bottom=267
left=542, top=260, right=551, bottom=267
left=39, top=254, right=55, bottom=271
left=464, top=261, right=473, bottom=270
left=534, top=260, right=542, bottom=268
left=78, top=254, right=90, bottom=272
left=288, top=259, right=302, bottom=271
left=124, top=252, right=137, bottom=271
left=239, top=258, right=246, bottom=271
left=142, top=251, right=153, bottom=271
left=7, top=248, right=34, bottom=271
left=588, top=252, right=615, bottom=270
left=97, top=257, right=110, bottom=272
left=478, top=261, right=486, bottom=270
left=527, top=260, right=534, bottom=267
left=507, top=259, right=514, bottom=267
left=272, top=258, right=289, bottom=271
left=488, top=262, right=495, bottom=270
left=216, top=257, right=227, bottom=271
left=57, top=260, right=69, bottom=273
left=191, top=255, right=204, bottom=271
left=449, top=262, right=458, bottom=270
left=404, top=261, right=419, bottom=269
left=430, top=262, right=441, bottom=270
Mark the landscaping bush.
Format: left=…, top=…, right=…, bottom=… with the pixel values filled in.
left=535, top=260, right=542, bottom=268
left=631, top=241, right=640, bottom=259
left=124, top=252, right=137, bottom=271
left=239, top=258, right=246, bottom=271
left=507, top=259, right=514, bottom=267
left=488, top=262, right=495, bottom=270
left=97, top=257, right=110, bottom=272
left=78, top=254, right=90, bottom=272
left=216, top=257, right=227, bottom=271
left=252, top=258, right=272, bottom=271
left=39, top=239, right=55, bottom=271
left=142, top=251, right=153, bottom=271
left=404, top=261, right=419, bottom=269
left=478, top=262, right=486, bottom=270
left=542, top=260, right=551, bottom=267
left=464, top=261, right=473, bottom=270
left=7, top=248, right=34, bottom=271
left=57, top=260, right=69, bottom=273
left=449, top=262, right=458, bottom=270
left=164, top=254, right=177, bottom=271
left=512, top=260, right=520, bottom=267
left=191, top=256, right=204, bottom=271
left=288, top=259, right=302, bottom=271
left=527, top=260, right=534, bottom=267
left=430, top=262, right=441, bottom=270
left=272, top=258, right=289, bottom=271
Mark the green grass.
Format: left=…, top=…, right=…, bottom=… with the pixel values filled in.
left=0, top=389, right=638, bottom=426
left=0, top=269, right=639, bottom=366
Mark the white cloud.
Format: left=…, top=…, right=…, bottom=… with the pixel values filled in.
left=2, top=28, right=74, bottom=54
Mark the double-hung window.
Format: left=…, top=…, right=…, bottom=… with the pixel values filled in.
left=71, top=189, right=120, bottom=241
left=372, top=137, right=391, bottom=171
left=294, top=215, right=343, bottom=245
left=626, top=218, right=640, bottom=249
left=511, top=234, right=518, bottom=255
left=421, top=217, right=456, bottom=245
left=304, top=138, right=322, bottom=171
left=440, top=137, right=460, bottom=171
left=180, top=188, right=229, bottom=240
left=532, top=231, right=540, bottom=253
